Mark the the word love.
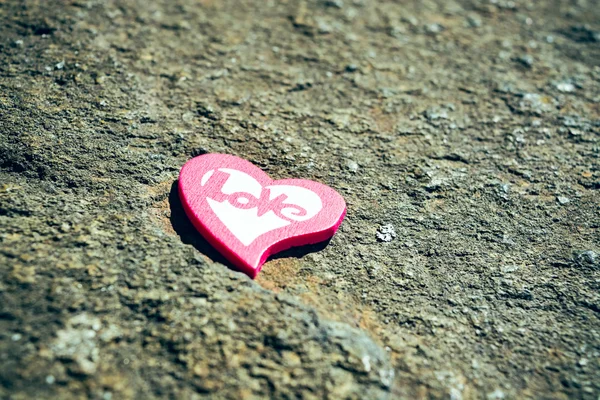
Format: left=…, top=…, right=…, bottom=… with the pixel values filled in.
left=203, top=169, right=308, bottom=220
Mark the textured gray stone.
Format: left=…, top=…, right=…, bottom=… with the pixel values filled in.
left=1, top=0, right=599, bottom=399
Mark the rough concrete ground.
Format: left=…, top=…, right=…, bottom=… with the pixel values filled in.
left=0, top=0, right=599, bottom=399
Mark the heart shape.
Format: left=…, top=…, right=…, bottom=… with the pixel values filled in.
left=178, top=154, right=347, bottom=278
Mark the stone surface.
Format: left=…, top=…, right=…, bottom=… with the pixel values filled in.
left=0, top=0, right=599, bottom=399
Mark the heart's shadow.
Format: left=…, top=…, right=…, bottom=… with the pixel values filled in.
left=168, top=181, right=331, bottom=270
left=169, top=180, right=231, bottom=266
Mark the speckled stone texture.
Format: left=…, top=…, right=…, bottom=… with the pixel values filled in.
left=0, top=0, right=599, bottom=399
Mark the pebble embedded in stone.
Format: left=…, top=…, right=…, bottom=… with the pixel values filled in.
left=517, top=54, right=534, bottom=68
left=376, top=224, right=396, bottom=242
left=487, top=389, right=506, bottom=399
left=345, top=64, right=358, bottom=72
left=467, top=15, right=481, bottom=28
left=345, top=159, right=359, bottom=172
left=324, top=0, right=344, bottom=8
left=519, top=93, right=556, bottom=114
left=575, top=250, right=598, bottom=267
left=424, top=106, right=449, bottom=121
left=555, top=82, right=575, bottom=92
left=426, top=23, right=444, bottom=34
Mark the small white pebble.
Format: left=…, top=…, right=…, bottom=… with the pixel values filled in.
left=377, top=224, right=396, bottom=242
left=487, top=388, right=505, bottom=399
left=361, top=355, right=371, bottom=372
left=46, top=375, right=55, bottom=385
left=11, top=333, right=22, bottom=341
left=555, top=82, right=575, bottom=93
left=346, top=160, right=359, bottom=173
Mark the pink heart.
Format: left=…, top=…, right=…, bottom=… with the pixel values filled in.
left=178, top=154, right=347, bottom=278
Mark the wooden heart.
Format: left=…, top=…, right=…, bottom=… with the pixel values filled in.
left=178, top=154, right=346, bottom=278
